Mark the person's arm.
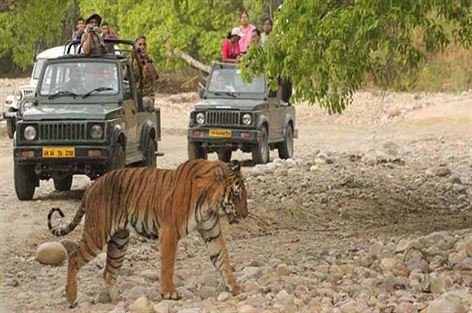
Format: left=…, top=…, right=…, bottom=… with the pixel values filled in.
left=145, top=58, right=158, bottom=80
left=81, top=32, right=92, bottom=56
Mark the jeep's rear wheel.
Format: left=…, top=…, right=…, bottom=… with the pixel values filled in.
left=252, top=127, right=270, bottom=164
left=188, top=141, right=207, bottom=160
left=278, top=125, right=294, bottom=159
left=143, top=138, right=157, bottom=167
left=109, top=143, right=125, bottom=170
left=53, top=175, right=73, bottom=192
left=14, top=164, right=37, bottom=201
left=217, top=149, right=232, bottom=162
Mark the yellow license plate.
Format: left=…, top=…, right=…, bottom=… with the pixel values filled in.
left=209, top=129, right=232, bottom=138
left=42, top=147, right=75, bottom=158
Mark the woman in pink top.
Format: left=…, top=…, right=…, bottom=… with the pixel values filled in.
left=221, top=27, right=243, bottom=63
left=238, top=11, right=256, bottom=54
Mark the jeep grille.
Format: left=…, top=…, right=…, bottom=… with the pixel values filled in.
left=39, top=122, right=87, bottom=141
left=23, top=89, right=34, bottom=97
left=206, top=111, right=240, bottom=125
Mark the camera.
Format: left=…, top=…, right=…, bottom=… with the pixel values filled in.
left=88, top=26, right=100, bottom=33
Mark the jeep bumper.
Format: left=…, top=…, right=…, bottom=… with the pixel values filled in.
left=187, top=128, right=260, bottom=145
left=14, top=145, right=112, bottom=178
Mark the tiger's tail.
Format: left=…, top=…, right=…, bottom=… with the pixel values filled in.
left=48, top=201, right=86, bottom=237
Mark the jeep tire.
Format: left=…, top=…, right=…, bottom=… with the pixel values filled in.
left=6, top=115, right=15, bottom=139
left=14, top=164, right=37, bottom=200
left=217, top=149, right=232, bottom=162
left=188, top=141, right=208, bottom=160
left=53, top=175, right=73, bottom=192
left=278, top=125, right=294, bottom=159
left=142, top=138, right=157, bottom=167
left=252, top=127, right=270, bottom=164
left=109, top=143, right=125, bottom=170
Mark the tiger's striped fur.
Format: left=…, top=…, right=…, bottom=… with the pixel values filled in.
left=47, top=159, right=248, bottom=306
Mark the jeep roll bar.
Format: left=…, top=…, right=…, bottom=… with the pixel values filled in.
left=64, top=38, right=136, bottom=56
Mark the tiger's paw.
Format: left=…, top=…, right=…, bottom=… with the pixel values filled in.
left=228, top=283, right=243, bottom=296
left=161, top=289, right=182, bottom=300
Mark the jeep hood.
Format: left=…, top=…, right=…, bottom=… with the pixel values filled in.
left=194, top=98, right=266, bottom=111
left=22, top=104, right=121, bottom=120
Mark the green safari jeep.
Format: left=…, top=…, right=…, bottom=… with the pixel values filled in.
left=187, top=62, right=296, bottom=164
left=13, top=39, right=160, bottom=200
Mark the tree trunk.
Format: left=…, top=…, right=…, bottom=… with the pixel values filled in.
left=177, top=51, right=210, bottom=74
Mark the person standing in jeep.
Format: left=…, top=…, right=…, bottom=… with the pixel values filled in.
left=133, top=35, right=158, bottom=112
left=81, top=12, right=107, bottom=56
left=72, top=17, right=85, bottom=41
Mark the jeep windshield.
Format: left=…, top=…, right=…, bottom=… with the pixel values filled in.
left=208, top=68, right=265, bottom=95
left=39, top=61, right=119, bottom=98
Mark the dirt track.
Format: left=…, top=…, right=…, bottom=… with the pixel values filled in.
left=0, top=86, right=471, bottom=313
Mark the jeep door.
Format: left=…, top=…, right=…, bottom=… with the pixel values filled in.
left=267, top=89, right=284, bottom=142
left=120, top=64, right=138, bottom=155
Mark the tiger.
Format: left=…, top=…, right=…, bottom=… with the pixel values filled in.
left=47, top=159, right=248, bottom=307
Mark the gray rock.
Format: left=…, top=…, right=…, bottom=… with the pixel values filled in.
left=130, top=296, right=154, bottom=313
left=425, top=166, right=451, bottom=177
left=427, top=290, right=466, bottom=313
left=126, top=286, right=148, bottom=300
left=153, top=301, right=171, bottom=313
left=141, top=270, right=160, bottom=282
left=96, top=290, right=112, bottom=304
left=430, top=273, right=453, bottom=294
left=274, top=168, right=288, bottom=177
left=217, top=291, right=231, bottom=302
left=396, top=302, right=418, bottom=313
left=276, top=263, right=289, bottom=276
left=3, top=277, right=19, bottom=287
left=239, top=266, right=262, bottom=282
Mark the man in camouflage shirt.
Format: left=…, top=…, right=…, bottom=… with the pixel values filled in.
left=133, top=35, right=158, bottom=112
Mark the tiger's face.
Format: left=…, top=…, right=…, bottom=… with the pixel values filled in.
left=219, top=161, right=248, bottom=224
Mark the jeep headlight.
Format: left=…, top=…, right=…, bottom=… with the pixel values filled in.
left=196, top=112, right=205, bottom=125
left=242, top=113, right=252, bottom=125
left=89, top=124, right=104, bottom=139
left=15, top=90, right=23, bottom=101
left=24, top=125, right=37, bottom=141
left=22, top=101, right=33, bottom=112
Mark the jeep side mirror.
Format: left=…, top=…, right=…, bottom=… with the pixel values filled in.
left=123, top=81, right=131, bottom=100
left=280, top=79, right=293, bottom=103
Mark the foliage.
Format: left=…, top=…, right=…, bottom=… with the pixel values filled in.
left=0, top=0, right=78, bottom=70
left=241, top=0, right=472, bottom=113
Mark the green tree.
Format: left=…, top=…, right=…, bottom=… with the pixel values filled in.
left=0, top=0, right=78, bottom=70
left=241, top=0, right=472, bottom=113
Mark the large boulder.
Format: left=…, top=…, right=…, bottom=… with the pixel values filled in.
left=36, top=242, right=68, bottom=265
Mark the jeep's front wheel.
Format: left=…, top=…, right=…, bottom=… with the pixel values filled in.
left=217, top=149, right=232, bottom=162
left=14, top=164, right=37, bottom=201
left=53, top=175, right=73, bottom=192
left=109, top=143, right=125, bottom=170
left=6, top=115, right=16, bottom=139
left=143, top=138, right=157, bottom=167
left=278, top=125, right=294, bottom=159
left=188, top=141, right=207, bottom=160
left=252, top=127, right=270, bottom=164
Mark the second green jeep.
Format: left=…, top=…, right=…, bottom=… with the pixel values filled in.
left=188, top=62, right=296, bottom=164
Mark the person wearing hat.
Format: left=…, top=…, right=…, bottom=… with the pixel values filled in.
left=81, top=12, right=107, bottom=56
left=221, top=27, right=243, bottom=63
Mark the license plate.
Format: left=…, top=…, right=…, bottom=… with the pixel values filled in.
left=42, top=147, right=75, bottom=158
left=209, top=129, right=232, bottom=138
